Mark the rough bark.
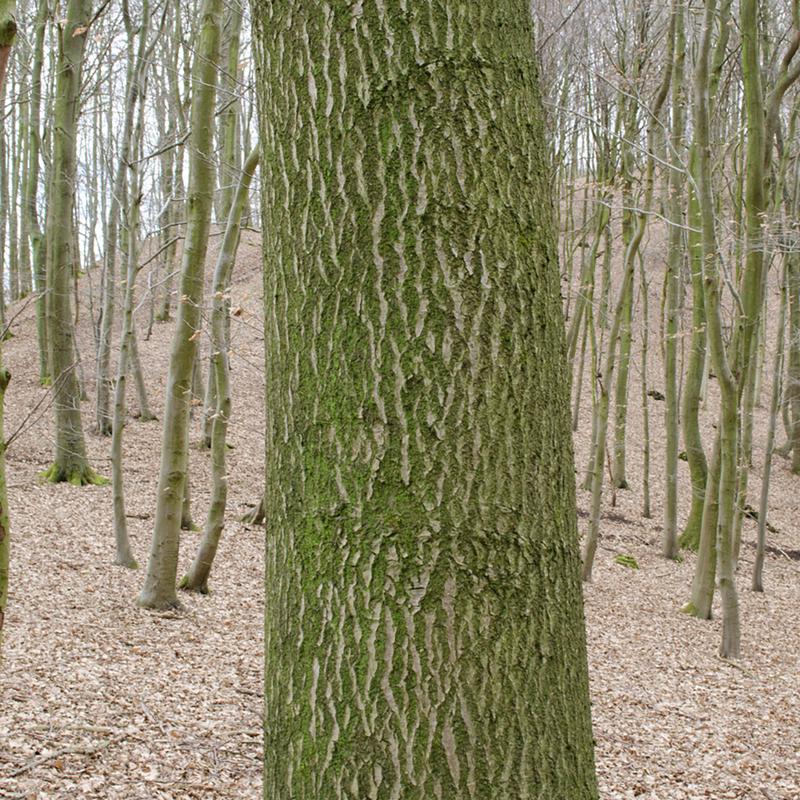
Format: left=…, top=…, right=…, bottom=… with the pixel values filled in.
left=254, top=2, right=599, bottom=797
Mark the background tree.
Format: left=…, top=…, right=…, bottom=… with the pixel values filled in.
left=42, top=0, right=103, bottom=485
left=0, top=0, right=16, bottom=639
left=138, top=0, right=224, bottom=609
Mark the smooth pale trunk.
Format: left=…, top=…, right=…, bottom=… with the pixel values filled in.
left=96, top=43, right=138, bottom=436
left=181, top=146, right=259, bottom=593
left=0, top=0, right=16, bottom=639
left=583, top=235, right=637, bottom=581
left=689, top=0, right=740, bottom=657
left=663, top=0, right=685, bottom=557
left=27, top=0, right=47, bottom=383
left=138, top=0, right=223, bottom=609
left=43, top=0, right=99, bottom=486
left=753, top=267, right=788, bottom=592
left=789, top=258, right=800, bottom=472
left=111, top=193, right=142, bottom=570
left=128, top=323, right=154, bottom=421
left=679, top=151, right=708, bottom=551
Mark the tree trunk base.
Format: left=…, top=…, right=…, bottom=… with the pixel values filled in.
left=41, top=463, right=108, bottom=487
left=179, top=574, right=209, bottom=594
left=136, top=590, right=183, bottom=610
left=679, top=521, right=701, bottom=551
left=680, top=601, right=712, bottom=620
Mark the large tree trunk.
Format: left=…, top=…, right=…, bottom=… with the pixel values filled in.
left=138, top=0, right=223, bottom=609
left=42, top=0, right=101, bottom=486
left=253, top=3, right=599, bottom=798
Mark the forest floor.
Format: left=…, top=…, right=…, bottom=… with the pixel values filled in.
left=0, top=227, right=799, bottom=799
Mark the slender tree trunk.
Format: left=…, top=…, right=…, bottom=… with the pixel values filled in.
left=156, top=0, right=187, bottom=324
left=639, top=253, right=651, bottom=520
left=679, top=148, right=708, bottom=551
left=128, top=322, right=154, bottom=421
left=110, top=0, right=153, bottom=567
left=663, top=0, right=685, bottom=557
left=0, top=120, right=7, bottom=326
left=111, top=180, right=143, bottom=570
left=7, top=68, right=17, bottom=303
left=96, top=1, right=148, bottom=436
left=0, top=0, right=17, bottom=640
left=694, top=0, right=739, bottom=658
left=789, top=256, right=800, bottom=472
left=138, top=0, right=224, bottom=609
left=217, top=2, right=242, bottom=221
left=28, top=0, right=48, bottom=384
left=753, top=265, right=788, bottom=592
left=181, top=146, right=259, bottom=593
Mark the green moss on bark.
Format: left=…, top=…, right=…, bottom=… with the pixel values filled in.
left=254, top=2, right=599, bottom=798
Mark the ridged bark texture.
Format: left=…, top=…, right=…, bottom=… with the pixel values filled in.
left=254, top=3, right=599, bottom=798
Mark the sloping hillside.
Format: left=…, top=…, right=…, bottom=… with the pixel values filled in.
left=0, top=223, right=798, bottom=799
left=0, top=230, right=265, bottom=798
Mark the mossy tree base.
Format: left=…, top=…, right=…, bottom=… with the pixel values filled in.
left=41, top=463, right=109, bottom=486
left=680, top=601, right=712, bottom=620
left=178, top=575, right=209, bottom=595
left=678, top=528, right=700, bottom=553
left=679, top=522, right=701, bottom=551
